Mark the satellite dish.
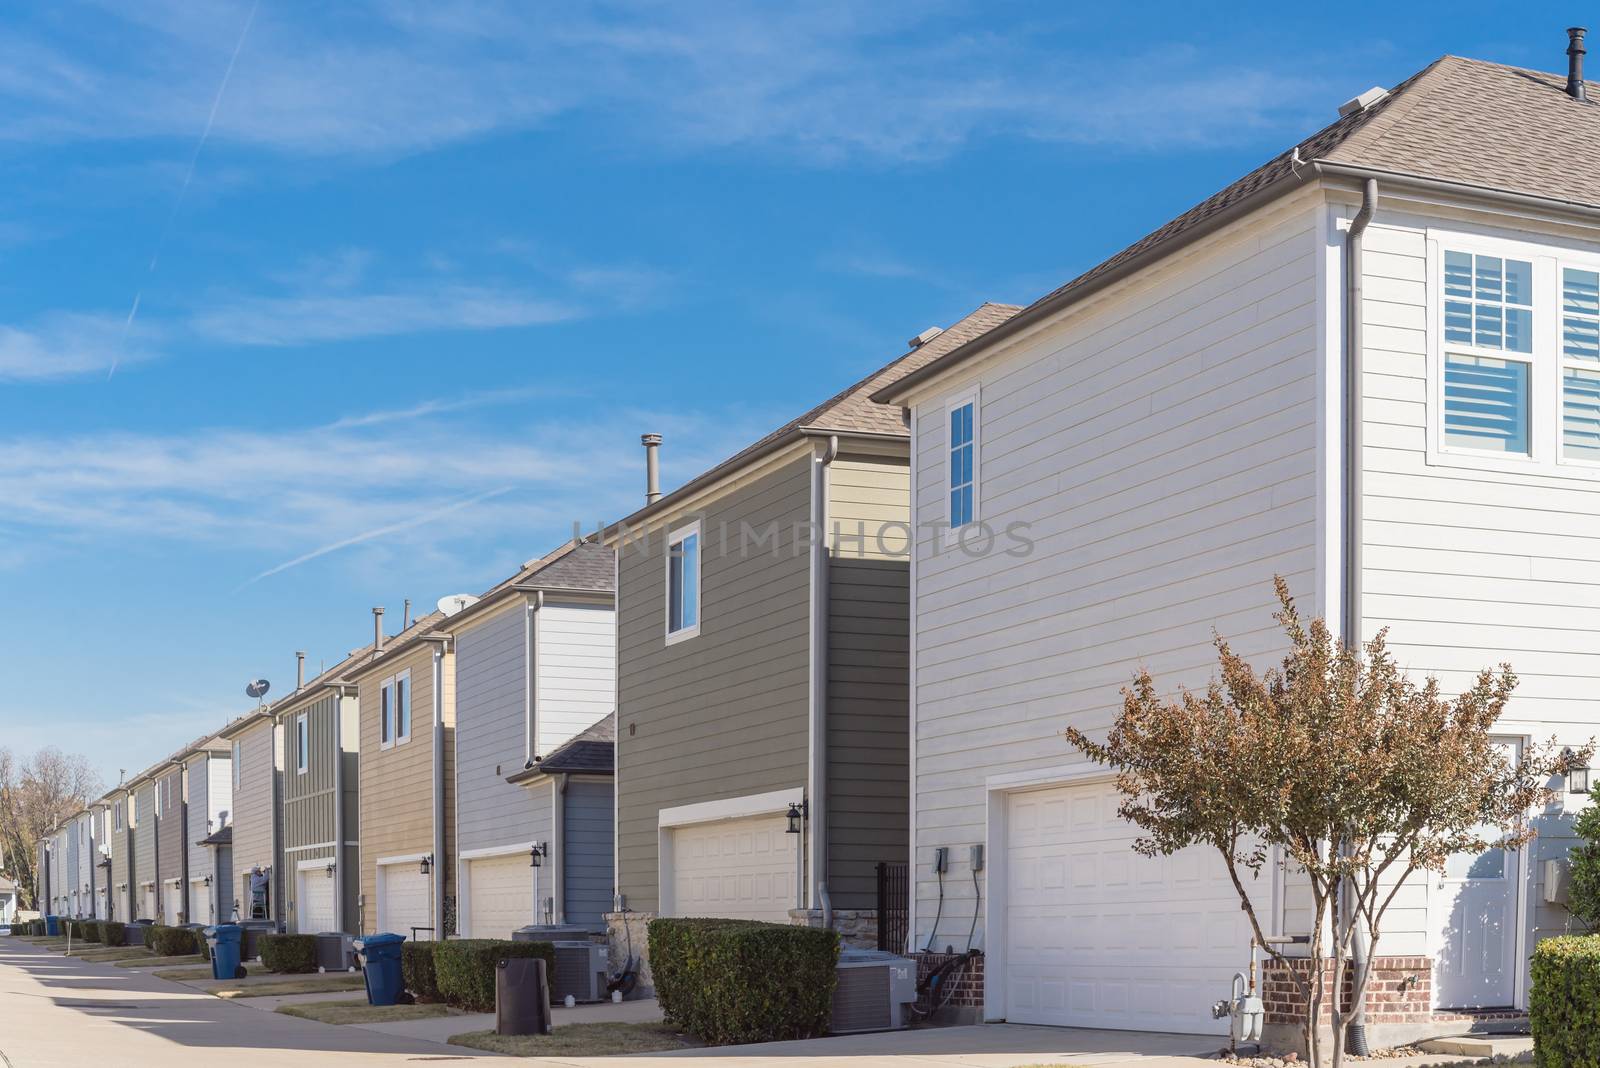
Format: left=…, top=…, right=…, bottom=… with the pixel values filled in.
left=437, top=594, right=479, bottom=617
left=245, top=679, right=271, bottom=699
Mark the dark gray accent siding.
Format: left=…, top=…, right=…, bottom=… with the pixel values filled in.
left=133, top=782, right=156, bottom=920
left=615, top=455, right=813, bottom=913
left=455, top=602, right=534, bottom=853
left=562, top=778, right=614, bottom=925
left=156, top=767, right=185, bottom=919
left=826, top=555, right=910, bottom=909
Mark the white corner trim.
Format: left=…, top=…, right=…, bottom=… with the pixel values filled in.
left=658, top=787, right=803, bottom=829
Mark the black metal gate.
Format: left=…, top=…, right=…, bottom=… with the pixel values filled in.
left=875, top=861, right=908, bottom=952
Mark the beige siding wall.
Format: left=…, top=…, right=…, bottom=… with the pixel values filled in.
left=132, top=781, right=157, bottom=918
left=109, top=790, right=131, bottom=920
left=155, top=766, right=185, bottom=920
left=826, top=451, right=911, bottom=909
left=231, top=718, right=278, bottom=923
left=356, top=642, right=455, bottom=936
left=615, top=454, right=813, bottom=913
left=281, top=691, right=339, bottom=853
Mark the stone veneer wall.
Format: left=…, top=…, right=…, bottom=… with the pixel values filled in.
left=788, top=907, right=878, bottom=948
left=605, top=911, right=656, bottom=996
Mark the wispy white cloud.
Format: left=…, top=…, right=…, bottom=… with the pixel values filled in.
left=0, top=312, right=157, bottom=381
left=0, top=2, right=1345, bottom=164
left=188, top=284, right=581, bottom=346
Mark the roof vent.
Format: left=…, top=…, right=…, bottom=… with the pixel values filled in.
left=1337, top=86, right=1388, bottom=118
left=1568, top=27, right=1588, bottom=102
left=908, top=326, right=943, bottom=349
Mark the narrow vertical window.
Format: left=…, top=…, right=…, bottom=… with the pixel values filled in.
left=665, top=521, right=701, bottom=642
left=296, top=714, right=308, bottom=774
left=1562, top=267, right=1600, bottom=460
left=948, top=396, right=977, bottom=529
left=396, top=673, right=411, bottom=743
left=1442, top=251, right=1533, bottom=455
left=381, top=681, right=393, bottom=747
left=231, top=740, right=241, bottom=791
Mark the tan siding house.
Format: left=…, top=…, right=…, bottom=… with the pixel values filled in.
left=351, top=613, right=454, bottom=939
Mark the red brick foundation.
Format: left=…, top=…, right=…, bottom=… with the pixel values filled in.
left=913, top=951, right=984, bottom=1017
left=1262, top=955, right=1433, bottom=1027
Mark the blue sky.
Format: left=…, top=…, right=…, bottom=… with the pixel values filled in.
left=0, top=1, right=1576, bottom=786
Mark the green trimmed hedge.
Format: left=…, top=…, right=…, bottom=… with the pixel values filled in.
left=101, top=921, right=127, bottom=947
left=81, top=920, right=102, bottom=943
left=649, top=918, right=840, bottom=1045
left=259, top=933, right=317, bottom=973
left=433, top=939, right=556, bottom=1013
left=1532, top=935, right=1600, bottom=1068
left=147, top=925, right=201, bottom=957
left=402, top=941, right=441, bottom=1001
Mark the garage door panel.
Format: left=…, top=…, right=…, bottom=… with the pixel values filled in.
left=300, top=870, right=336, bottom=933
left=670, top=815, right=795, bottom=923
left=1004, top=781, right=1255, bottom=1034
left=467, top=853, right=534, bottom=939
left=380, top=865, right=431, bottom=938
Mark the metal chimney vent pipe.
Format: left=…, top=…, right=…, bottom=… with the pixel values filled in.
left=1569, top=27, right=1588, bottom=101
left=295, top=651, right=306, bottom=691
left=372, top=607, right=385, bottom=656
left=403, top=598, right=412, bottom=630
left=641, top=433, right=662, bottom=504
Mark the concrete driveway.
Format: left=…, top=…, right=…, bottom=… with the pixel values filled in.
left=1, top=936, right=1232, bottom=1068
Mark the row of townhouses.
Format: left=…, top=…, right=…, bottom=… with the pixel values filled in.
left=35, top=40, right=1600, bottom=1045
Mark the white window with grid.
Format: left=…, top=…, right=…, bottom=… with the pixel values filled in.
left=1441, top=249, right=1534, bottom=456
left=1561, top=266, right=1600, bottom=461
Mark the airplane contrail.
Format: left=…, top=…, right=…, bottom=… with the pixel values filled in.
left=110, top=0, right=260, bottom=380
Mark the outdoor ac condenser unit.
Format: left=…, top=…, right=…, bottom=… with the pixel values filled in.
left=550, top=941, right=609, bottom=1003
left=315, top=932, right=356, bottom=972
left=829, top=949, right=917, bottom=1034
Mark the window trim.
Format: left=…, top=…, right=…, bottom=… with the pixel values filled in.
left=379, top=669, right=412, bottom=748
left=396, top=669, right=412, bottom=745
left=944, top=389, right=980, bottom=545
left=664, top=518, right=702, bottom=646
left=295, top=713, right=309, bottom=775
left=1426, top=229, right=1600, bottom=481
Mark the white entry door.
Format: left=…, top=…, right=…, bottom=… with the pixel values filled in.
left=189, top=879, right=213, bottom=926
left=669, top=814, right=796, bottom=922
left=1432, top=742, right=1522, bottom=1009
left=379, top=863, right=432, bottom=940
left=118, top=885, right=131, bottom=923
left=467, top=853, right=535, bottom=939
left=1002, top=779, right=1253, bottom=1034
left=298, top=867, right=336, bottom=933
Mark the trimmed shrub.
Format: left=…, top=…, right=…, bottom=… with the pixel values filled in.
left=259, top=933, right=317, bottom=974
left=402, top=941, right=441, bottom=1001
left=101, top=921, right=127, bottom=947
left=1532, top=935, right=1600, bottom=1068
left=649, top=918, right=840, bottom=1045
left=82, top=920, right=102, bottom=943
left=147, top=925, right=201, bottom=957
left=433, top=939, right=556, bottom=1013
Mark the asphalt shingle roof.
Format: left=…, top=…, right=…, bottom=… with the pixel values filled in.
left=507, top=714, right=615, bottom=781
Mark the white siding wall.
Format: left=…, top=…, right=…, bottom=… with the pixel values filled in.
left=1356, top=206, right=1600, bottom=957
left=909, top=199, right=1324, bottom=952
left=536, top=602, right=616, bottom=757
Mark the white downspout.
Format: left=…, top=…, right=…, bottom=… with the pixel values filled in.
left=431, top=642, right=448, bottom=939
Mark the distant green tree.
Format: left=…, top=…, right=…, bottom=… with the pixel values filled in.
left=1565, top=785, right=1600, bottom=930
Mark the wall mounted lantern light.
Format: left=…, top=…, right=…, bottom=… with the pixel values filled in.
left=529, top=844, right=545, bottom=868
left=419, top=854, right=432, bottom=876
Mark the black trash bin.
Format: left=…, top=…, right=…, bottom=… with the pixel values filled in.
left=496, top=956, right=552, bottom=1036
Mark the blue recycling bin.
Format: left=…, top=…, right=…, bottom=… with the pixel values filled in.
left=355, top=932, right=407, bottom=1006
left=206, top=924, right=245, bottom=981
left=45, top=915, right=59, bottom=936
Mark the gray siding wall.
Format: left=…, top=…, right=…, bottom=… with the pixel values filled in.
left=563, top=778, right=614, bottom=925
left=187, top=757, right=210, bottom=885
left=109, top=793, right=130, bottom=921
left=826, top=553, right=910, bottom=909
left=616, top=455, right=813, bottom=912
left=455, top=601, right=534, bottom=854
left=282, top=692, right=339, bottom=853
left=132, top=782, right=156, bottom=918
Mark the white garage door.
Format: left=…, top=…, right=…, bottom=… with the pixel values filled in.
left=298, top=868, right=336, bottom=933
left=189, top=879, right=213, bottom=926
left=670, top=814, right=796, bottom=922
left=467, top=853, right=535, bottom=939
left=165, top=880, right=183, bottom=924
left=379, top=864, right=432, bottom=940
left=1004, top=780, right=1253, bottom=1034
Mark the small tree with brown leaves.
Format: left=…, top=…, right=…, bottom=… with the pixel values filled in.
left=1065, top=579, right=1583, bottom=1068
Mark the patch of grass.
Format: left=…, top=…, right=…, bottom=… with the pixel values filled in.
left=276, top=998, right=451, bottom=1025
left=155, top=966, right=233, bottom=981
left=68, top=947, right=152, bottom=961
left=115, top=954, right=205, bottom=968
left=214, top=974, right=365, bottom=998
left=448, top=1022, right=699, bottom=1057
